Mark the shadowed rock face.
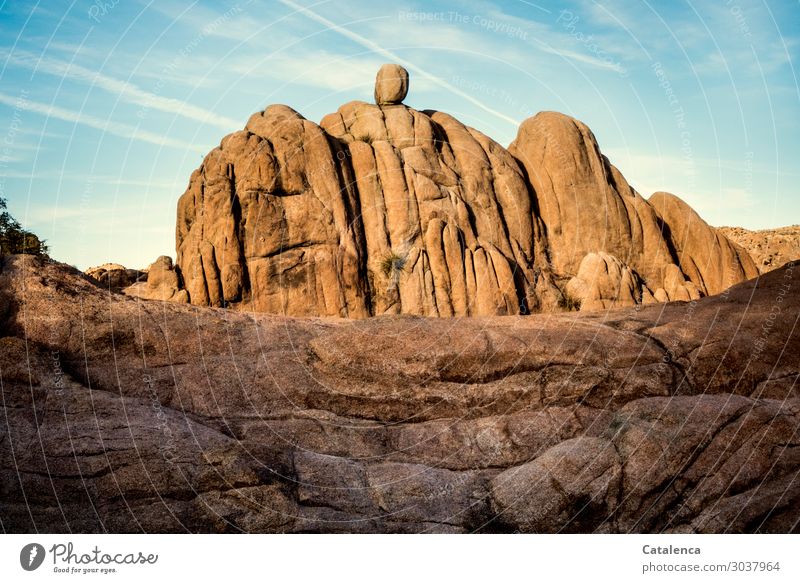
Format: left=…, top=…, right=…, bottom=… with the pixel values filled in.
left=649, top=191, right=759, bottom=296
left=2, top=255, right=798, bottom=533
left=172, top=66, right=757, bottom=317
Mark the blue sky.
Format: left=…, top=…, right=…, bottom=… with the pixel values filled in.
left=1, top=0, right=798, bottom=269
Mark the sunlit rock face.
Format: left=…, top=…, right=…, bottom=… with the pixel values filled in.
left=173, top=65, right=757, bottom=317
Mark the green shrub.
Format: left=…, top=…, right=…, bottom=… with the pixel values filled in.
left=0, top=197, right=49, bottom=257
left=379, top=251, right=407, bottom=278
left=354, top=133, right=375, bottom=145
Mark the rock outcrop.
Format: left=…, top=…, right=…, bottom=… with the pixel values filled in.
left=170, top=65, right=759, bottom=316
left=649, top=191, right=759, bottom=296
left=564, top=252, right=643, bottom=311
left=123, top=255, right=188, bottom=303
left=85, top=263, right=144, bottom=291
left=719, top=224, right=800, bottom=273
left=508, top=111, right=676, bottom=286
left=1, top=254, right=798, bottom=533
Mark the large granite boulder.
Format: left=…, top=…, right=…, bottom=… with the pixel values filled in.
left=374, top=63, right=409, bottom=105
left=170, top=66, right=760, bottom=316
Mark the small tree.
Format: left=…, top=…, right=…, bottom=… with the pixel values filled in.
left=0, top=197, right=49, bottom=257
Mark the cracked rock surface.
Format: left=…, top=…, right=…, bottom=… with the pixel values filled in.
left=171, top=66, right=757, bottom=317
left=1, top=255, right=798, bottom=533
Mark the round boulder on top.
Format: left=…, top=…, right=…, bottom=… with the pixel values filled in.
left=374, top=64, right=409, bottom=105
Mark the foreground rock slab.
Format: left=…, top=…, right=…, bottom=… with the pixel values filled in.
left=1, top=255, right=798, bottom=533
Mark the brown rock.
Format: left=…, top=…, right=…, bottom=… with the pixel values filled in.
left=164, top=70, right=762, bottom=317
left=175, top=105, right=369, bottom=317
left=85, top=263, right=145, bottom=291
left=650, top=191, right=759, bottom=296
left=1, top=255, right=798, bottom=533
left=491, top=437, right=621, bottom=532
left=508, top=111, right=676, bottom=288
left=123, top=255, right=188, bottom=303
left=718, top=224, right=800, bottom=274
left=564, top=252, right=641, bottom=311
left=179, top=85, right=552, bottom=317
left=374, top=64, right=409, bottom=105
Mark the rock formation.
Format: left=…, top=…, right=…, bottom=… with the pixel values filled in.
left=564, top=252, right=644, bottom=311
left=1, top=254, right=798, bottom=533
left=649, top=191, right=758, bottom=296
left=123, top=255, right=188, bottom=303
left=374, top=63, right=409, bottom=105
left=719, top=224, right=800, bottom=273
left=169, top=65, right=757, bottom=316
left=85, top=263, right=145, bottom=291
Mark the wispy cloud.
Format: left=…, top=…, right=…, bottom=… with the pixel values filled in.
left=226, top=49, right=440, bottom=96
left=145, top=0, right=267, bottom=41
left=0, top=92, right=205, bottom=151
left=3, top=50, right=240, bottom=130
left=0, top=170, right=181, bottom=187
left=538, top=45, right=626, bottom=73
left=277, top=0, right=520, bottom=126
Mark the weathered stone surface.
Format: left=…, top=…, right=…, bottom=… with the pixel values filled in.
left=719, top=224, right=800, bottom=273
left=508, top=111, right=676, bottom=288
left=175, top=105, right=368, bottom=317
left=171, top=70, right=759, bottom=316
left=491, top=437, right=621, bottom=533
left=650, top=191, right=759, bottom=296
left=565, top=252, right=641, bottom=311
left=1, top=255, right=797, bottom=533
left=374, top=64, right=409, bottom=105
left=507, top=112, right=757, bottom=305
left=321, top=101, right=550, bottom=316
left=85, top=263, right=145, bottom=291
left=124, top=255, right=188, bottom=303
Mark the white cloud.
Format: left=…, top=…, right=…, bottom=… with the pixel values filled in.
left=0, top=170, right=181, bottom=188
left=538, top=45, right=626, bottom=73
left=276, top=0, right=520, bottom=126
left=144, top=0, right=269, bottom=41
left=0, top=92, right=206, bottom=152
left=2, top=50, right=240, bottom=130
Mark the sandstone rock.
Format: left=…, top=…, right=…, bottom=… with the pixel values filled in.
left=1, top=255, right=798, bottom=532
left=374, top=64, right=409, bottom=105
left=123, top=255, right=188, bottom=303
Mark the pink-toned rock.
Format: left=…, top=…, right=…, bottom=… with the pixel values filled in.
left=1, top=255, right=797, bottom=533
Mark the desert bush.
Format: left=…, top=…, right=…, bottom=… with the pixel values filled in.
left=0, top=197, right=49, bottom=257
